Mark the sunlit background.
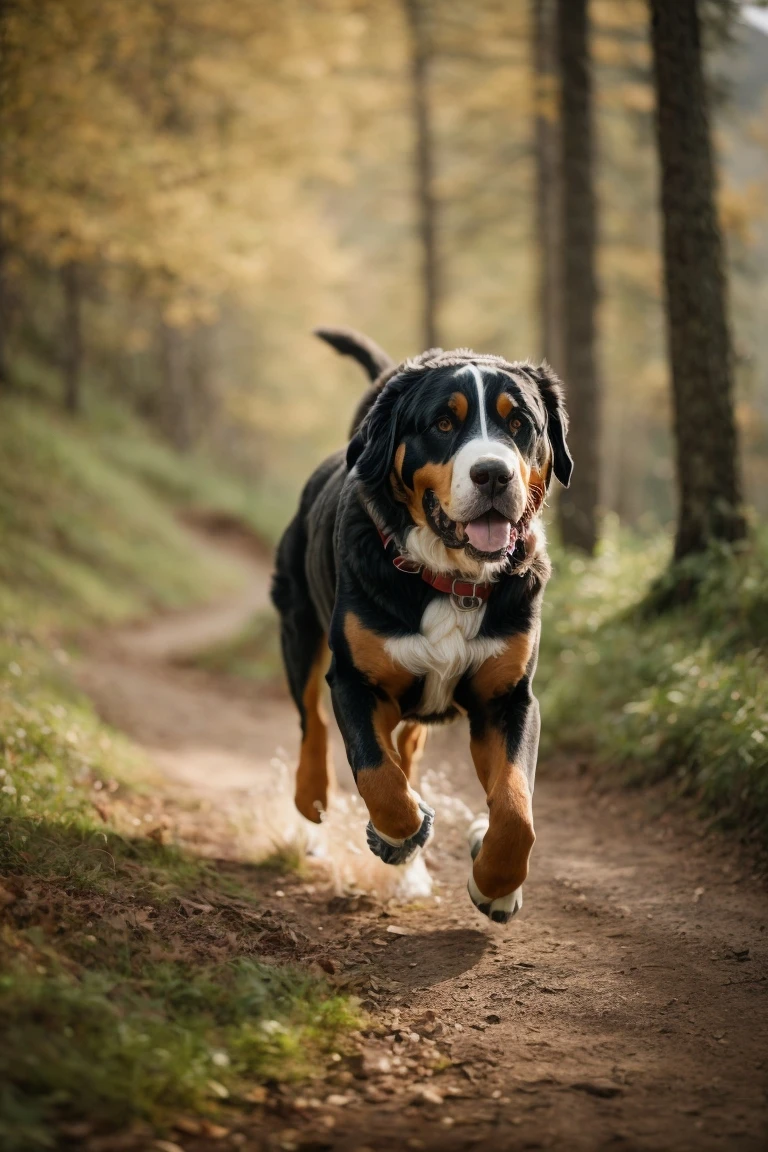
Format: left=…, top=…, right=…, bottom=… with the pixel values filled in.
left=3, top=0, right=767, bottom=531
left=3, top=4, right=768, bottom=1146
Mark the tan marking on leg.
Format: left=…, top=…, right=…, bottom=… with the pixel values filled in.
left=342, top=616, right=421, bottom=839
left=472, top=632, right=535, bottom=700
left=470, top=729, right=535, bottom=899
left=448, top=391, right=468, bottom=422
left=397, top=721, right=428, bottom=786
left=357, top=698, right=422, bottom=840
left=295, top=643, right=334, bottom=824
left=496, top=392, right=517, bottom=419
left=344, top=613, right=414, bottom=698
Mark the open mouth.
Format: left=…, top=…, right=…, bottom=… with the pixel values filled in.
left=423, top=491, right=530, bottom=560
left=464, top=510, right=514, bottom=555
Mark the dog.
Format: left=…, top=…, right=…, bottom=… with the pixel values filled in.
left=271, top=328, right=572, bottom=923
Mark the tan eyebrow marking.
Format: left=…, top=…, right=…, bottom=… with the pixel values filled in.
left=496, top=392, right=517, bottom=419
left=448, top=391, right=469, bottom=422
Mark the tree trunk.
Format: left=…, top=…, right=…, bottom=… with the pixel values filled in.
left=404, top=0, right=439, bottom=350
left=556, top=0, right=600, bottom=555
left=159, top=318, right=191, bottom=452
left=0, top=1, right=8, bottom=388
left=648, top=0, right=744, bottom=559
left=61, top=261, right=82, bottom=415
left=0, top=225, right=7, bottom=389
left=532, top=0, right=563, bottom=370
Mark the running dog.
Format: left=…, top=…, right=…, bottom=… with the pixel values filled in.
left=271, top=328, right=572, bottom=922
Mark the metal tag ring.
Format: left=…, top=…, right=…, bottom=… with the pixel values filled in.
left=453, top=593, right=482, bottom=611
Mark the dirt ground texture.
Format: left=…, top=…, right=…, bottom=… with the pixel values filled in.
left=76, top=533, right=768, bottom=1152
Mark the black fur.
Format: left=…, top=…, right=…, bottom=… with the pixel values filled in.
left=313, top=326, right=394, bottom=384
left=519, top=361, right=574, bottom=488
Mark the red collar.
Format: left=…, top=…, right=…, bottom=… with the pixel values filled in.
left=378, top=527, right=497, bottom=609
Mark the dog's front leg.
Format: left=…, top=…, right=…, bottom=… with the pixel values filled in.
left=327, top=631, right=434, bottom=865
left=463, top=635, right=540, bottom=923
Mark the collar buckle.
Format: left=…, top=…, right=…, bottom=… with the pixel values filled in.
left=453, top=593, right=483, bottom=611
left=451, top=578, right=483, bottom=611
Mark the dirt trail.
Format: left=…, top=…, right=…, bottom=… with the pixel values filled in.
left=78, top=532, right=768, bottom=1152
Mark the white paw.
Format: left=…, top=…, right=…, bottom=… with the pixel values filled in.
left=467, top=874, right=523, bottom=924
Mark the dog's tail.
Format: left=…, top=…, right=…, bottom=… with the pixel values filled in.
left=313, top=326, right=394, bottom=384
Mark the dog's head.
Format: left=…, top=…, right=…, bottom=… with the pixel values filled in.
left=348, top=349, right=572, bottom=574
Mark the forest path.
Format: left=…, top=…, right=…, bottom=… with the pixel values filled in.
left=77, top=528, right=768, bottom=1152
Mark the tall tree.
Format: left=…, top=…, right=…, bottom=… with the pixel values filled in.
left=404, top=0, right=439, bottom=350
left=61, top=261, right=82, bottom=415
left=0, top=0, right=9, bottom=389
left=0, top=222, right=7, bottom=390
left=532, top=0, right=563, bottom=370
left=556, top=0, right=600, bottom=555
left=648, top=0, right=744, bottom=559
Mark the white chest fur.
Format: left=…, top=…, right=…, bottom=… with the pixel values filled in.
left=384, top=597, right=506, bottom=715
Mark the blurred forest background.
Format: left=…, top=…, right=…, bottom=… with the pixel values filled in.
left=2, top=0, right=767, bottom=533
left=3, top=4, right=768, bottom=1144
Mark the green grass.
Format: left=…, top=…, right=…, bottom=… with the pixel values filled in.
left=0, top=395, right=245, bottom=636
left=0, top=954, right=355, bottom=1150
left=539, top=523, right=768, bottom=842
left=9, top=348, right=293, bottom=549
left=0, top=668, right=356, bottom=1149
left=0, top=384, right=357, bottom=1148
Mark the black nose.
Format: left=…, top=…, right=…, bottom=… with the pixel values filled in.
left=470, top=457, right=511, bottom=497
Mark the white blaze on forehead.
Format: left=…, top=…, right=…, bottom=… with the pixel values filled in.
left=458, top=364, right=488, bottom=441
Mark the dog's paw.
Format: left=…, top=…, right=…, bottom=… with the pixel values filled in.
left=466, top=815, right=522, bottom=924
left=467, top=874, right=523, bottom=924
left=366, top=797, right=435, bottom=866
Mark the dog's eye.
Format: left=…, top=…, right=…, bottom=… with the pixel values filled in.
left=436, top=417, right=453, bottom=433
left=509, top=418, right=522, bottom=433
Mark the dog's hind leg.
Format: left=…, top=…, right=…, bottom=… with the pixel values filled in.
left=293, top=638, right=334, bottom=824
left=279, top=619, right=334, bottom=824
left=272, top=520, right=334, bottom=824
left=397, top=722, right=428, bottom=788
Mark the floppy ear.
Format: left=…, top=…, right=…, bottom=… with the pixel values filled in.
left=346, top=428, right=366, bottom=471
left=346, top=373, right=407, bottom=491
left=532, top=362, right=573, bottom=488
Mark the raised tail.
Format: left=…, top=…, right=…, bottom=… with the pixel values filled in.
left=313, top=326, right=394, bottom=383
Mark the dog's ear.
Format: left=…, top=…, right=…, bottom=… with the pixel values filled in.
left=531, top=362, right=573, bottom=488
left=346, top=427, right=367, bottom=471
left=346, top=372, right=406, bottom=490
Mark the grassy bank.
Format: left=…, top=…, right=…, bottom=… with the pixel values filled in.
left=0, top=375, right=291, bottom=640
left=538, top=524, right=768, bottom=844
left=0, top=389, right=357, bottom=1149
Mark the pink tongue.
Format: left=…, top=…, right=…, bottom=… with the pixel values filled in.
left=464, top=512, right=512, bottom=553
